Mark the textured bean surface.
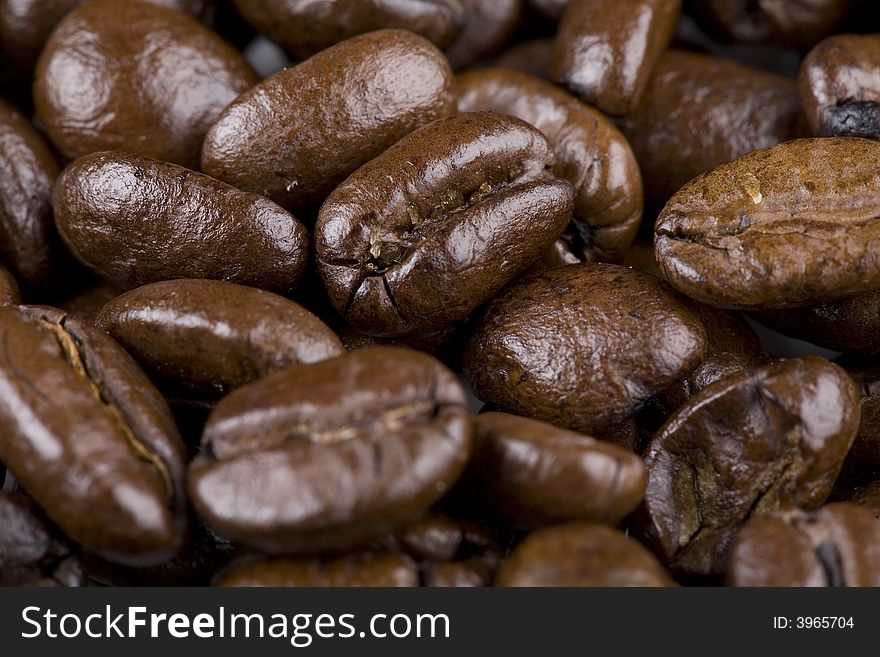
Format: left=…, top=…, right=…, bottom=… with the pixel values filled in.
left=0, top=263, right=21, bottom=305
left=445, top=0, right=521, bottom=71
left=216, top=553, right=420, bottom=587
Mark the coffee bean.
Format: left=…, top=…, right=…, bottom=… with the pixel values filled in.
left=53, top=152, right=310, bottom=293
left=34, top=0, right=256, bottom=168
left=843, top=480, right=880, bottom=516
left=0, top=0, right=213, bottom=70
left=0, top=99, right=62, bottom=296
left=799, top=34, right=880, bottom=140
left=456, top=68, right=643, bottom=262
left=464, top=263, right=706, bottom=439
left=464, top=412, right=647, bottom=528
left=0, top=264, right=21, bottom=306
left=833, top=359, right=880, bottom=486
left=95, top=279, right=344, bottom=398
left=618, top=50, right=805, bottom=203
left=59, top=280, right=124, bottom=323
left=215, top=552, right=420, bottom=587
left=316, top=112, right=573, bottom=338
left=232, top=0, right=465, bottom=59
left=727, top=503, right=880, bottom=586
left=526, top=0, right=569, bottom=19
left=644, top=357, right=859, bottom=577
left=445, top=0, right=521, bottom=71
left=0, top=305, right=188, bottom=565
left=496, top=522, right=675, bottom=586
left=550, top=0, right=681, bottom=116
left=188, top=347, right=473, bottom=553
left=655, top=138, right=880, bottom=309
left=492, top=38, right=554, bottom=78
left=202, top=29, right=454, bottom=211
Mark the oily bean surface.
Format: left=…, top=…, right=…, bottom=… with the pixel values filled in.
left=316, top=112, right=573, bottom=338
left=445, top=0, right=521, bottom=71
left=188, top=347, right=473, bottom=554
left=96, top=279, right=344, bottom=397
left=655, top=137, right=880, bottom=310
left=202, top=29, right=455, bottom=211
left=464, top=263, right=706, bottom=438
left=34, top=0, right=256, bottom=168
left=0, top=305, right=188, bottom=565
left=216, top=553, right=420, bottom=587
left=53, top=152, right=310, bottom=294
left=644, top=356, right=859, bottom=577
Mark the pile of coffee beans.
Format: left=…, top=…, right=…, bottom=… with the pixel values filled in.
left=3, top=0, right=880, bottom=587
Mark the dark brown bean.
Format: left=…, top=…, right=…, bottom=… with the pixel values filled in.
left=496, top=522, right=675, bottom=586
left=232, top=0, right=465, bottom=59
left=188, top=347, right=473, bottom=554
left=465, top=412, right=647, bottom=528
left=644, top=357, right=860, bottom=577
left=202, top=29, right=455, bottom=211
left=655, top=138, right=880, bottom=310
left=445, top=0, right=521, bottom=70
left=492, top=38, right=553, bottom=79
left=95, top=279, right=344, bottom=397
left=834, top=359, right=880, bottom=486
left=0, top=264, right=21, bottom=305
left=316, top=112, right=573, bottom=338
left=727, top=503, right=880, bottom=586
left=456, top=68, right=643, bottom=262
left=53, top=152, right=310, bottom=294
left=550, top=0, right=681, bottom=116
left=618, top=50, right=805, bottom=203
left=0, top=305, right=188, bottom=565
left=463, top=263, right=706, bottom=438
left=34, top=0, right=256, bottom=168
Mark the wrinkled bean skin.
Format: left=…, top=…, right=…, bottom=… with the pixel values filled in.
left=445, top=0, right=521, bottom=71
left=456, top=69, right=643, bottom=262
left=316, top=113, right=573, bottom=338
left=728, top=504, right=880, bottom=586
left=0, top=264, right=21, bottom=305
left=463, top=263, right=706, bottom=438
left=496, top=522, right=675, bottom=586
left=619, top=50, right=805, bottom=203
left=465, top=412, right=647, bottom=528
left=655, top=138, right=880, bottom=310
left=550, top=0, right=681, bottom=117
left=799, top=34, right=880, bottom=141
left=0, top=100, right=61, bottom=295
left=202, top=29, right=455, bottom=211
left=233, top=0, right=464, bottom=59
left=53, top=152, right=310, bottom=294
left=0, top=0, right=213, bottom=70
left=0, top=305, right=188, bottom=566
left=687, top=0, right=853, bottom=47
left=216, top=553, right=420, bottom=587
left=34, top=0, right=256, bottom=168
left=188, top=347, right=473, bottom=554
left=95, top=279, right=344, bottom=398
left=754, top=291, right=880, bottom=354
left=645, top=357, right=860, bottom=577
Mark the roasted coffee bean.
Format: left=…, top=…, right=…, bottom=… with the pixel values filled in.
left=188, top=347, right=473, bottom=554
left=833, top=359, right=880, bottom=486
left=95, top=279, right=344, bottom=398
left=0, top=99, right=62, bottom=295
left=34, top=0, right=256, bottom=168
left=754, top=291, right=880, bottom=354
left=727, top=503, right=880, bottom=587
left=425, top=561, right=487, bottom=587
left=844, top=480, right=880, bottom=516
left=202, top=29, right=454, bottom=211
left=316, top=112, right=573, bottom=338
left=53, top=152, right=310, bottom=294
left=799, top=34, right=880, bottom=140
left=464, top=263, right=706, bottom=438
left=0, top=264, right=21, bottom=305
left=0, top=0, right=214, bottom=70
left=526, top=0, right=569, bottom=19
left=232, top=0, right=465, bottom=59
left=644, top=357, right=859, bottom=577
left=492, top=38, right=553, bottom=78
left=658, top=305, right=766, bottom=413
left=60, top=280, right=123, bottom=323
left=655, top=138, right=880, bottom=310
left=445, top=0, right=521, bottom=70
left=618, top=50, right=805, bottom=203
left=0, top=305, right=188, bottom=565
left=391, top=515, right=464, bottom=562
left=496, top=522, right=675, bottom=586
left=215, top=552, right=420, bottom=587
left=456, top=68, right=643, bottom=262
left=687, top=0, right=853, bottom=47
left=464, top=412, right=646, bottom=528
left=550, top=0, right=681, bottom=116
